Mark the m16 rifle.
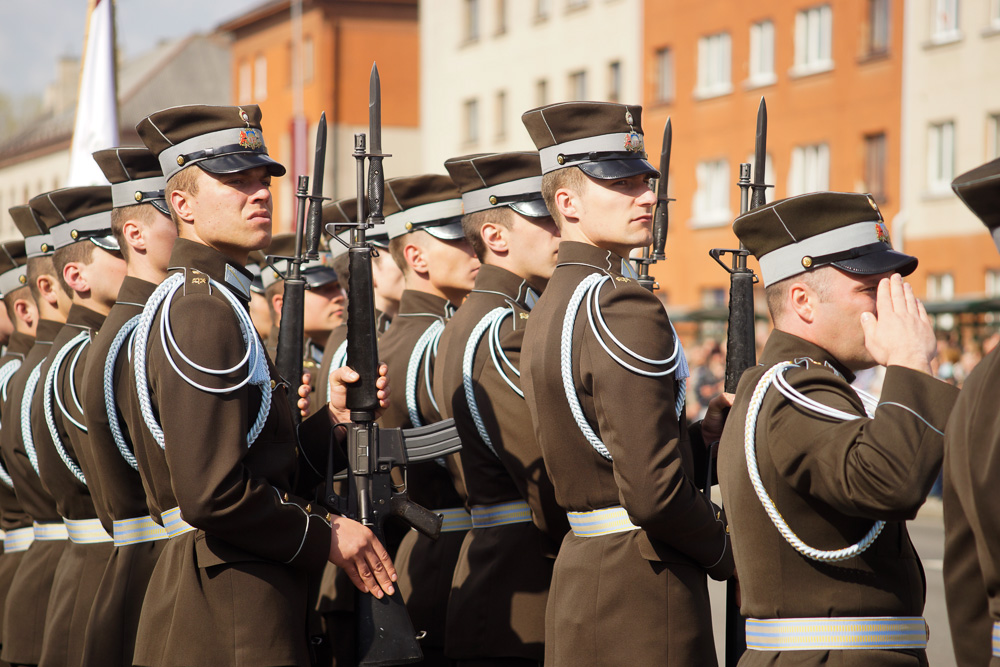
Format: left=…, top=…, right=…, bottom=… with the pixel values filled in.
left=323, top=63, right=461, bottom=666
left=634, top=118, right=673, bottom=292
left=271, top=113, right=328, bottom=423
left=709, top=96, right=771, bottom=667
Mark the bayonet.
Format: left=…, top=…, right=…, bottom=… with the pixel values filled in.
left=636, top=117, right=673, bottom=292
left=750, top=98, right=770, bottom=211
left=303, top=112, right=326, bottom=259
left=367, top=63, right=385, bottom=228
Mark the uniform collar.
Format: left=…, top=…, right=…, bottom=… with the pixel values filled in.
left=470, top=264, right=539, bottom=311
left=759, top=329, right=856, bottom=384
left=375, top=309, right=392, bottom=334
left=397, top=289, right=455, bottom=319
left=115, top=276, right=158, bottom=307
left=4, top=330, right=35, bottom=358
left=555, top=241, right=626, bottom=277
left=35, top=318, right=65, bottom=344
left=167, top=238, right=255, bottom=302
left=65, top=303, right=107, bottom=333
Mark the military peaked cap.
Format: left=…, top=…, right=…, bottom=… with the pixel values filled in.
left=93, top=146, right=169, bottom=216
left=323, top=197, right=389, bottom=259
left=28, top=186, right=118, bottom=252
left=261, top=232, right=339, bottom=289
left=136, top=104, right=286, bottom=181
left=0, top=240, right=28, bottom=298
left=521, top=101, right=659, bottom=179
left=733, top=191, right=917, bottom=286
left=444, top=152, right=549, bottom=218
left=952, top=158, right=1000, bottom=248
left=383, top=174, right=464, bottom=241
left=10, top=204, right=54, bottom=258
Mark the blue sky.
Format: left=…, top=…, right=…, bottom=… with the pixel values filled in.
left=0, top=0, right=264, bottom=98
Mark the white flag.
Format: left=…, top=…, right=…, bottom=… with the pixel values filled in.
left=67, top=0, right=118, bottom=186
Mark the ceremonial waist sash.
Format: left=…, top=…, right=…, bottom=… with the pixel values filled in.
left=746, top=617, right=928, bottom=651
left=470, top=499, right=532, bottom=529
left=33, top=521, right=69, bottom=541
left=992, top=621, right=1000, bottom=657
left=64, top=518, right=114, bottom=544
left=3, top=526, right=34, bottom=553
left=567, top=505, right=640, bottom=537
left=434, top=508, right=473, bottom=533
left=113, top=515, right=170, bottom=546
left=161, top=506, right=195, bottom=538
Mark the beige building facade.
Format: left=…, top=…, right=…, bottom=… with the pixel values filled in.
left=419, top=0, right=642, bottom=172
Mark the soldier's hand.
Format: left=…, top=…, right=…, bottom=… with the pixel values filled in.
left=297, top=372, right=312, bottom=417
left=701, top=392, right=734, bottom=447
left=328, top=515, right=397, bottom=598
left=327, top=363, right=390, bottom=423
left=861, top=274, right=935, bottom=374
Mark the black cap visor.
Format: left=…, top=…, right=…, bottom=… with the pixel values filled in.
left=510, top=198, right=551, bottom=218
left=579, top=158, right=660, bottom=181
left=832, top=248, right=917, bottom=278
left=88, top=235, right=122, bottom=252
left=197, top=152, right=286, bottom=178
left=423, top=219, right=466, bottom=242
left=303, top=266, right=340, bottom=288
left=150, top=199, right=170, bottom=217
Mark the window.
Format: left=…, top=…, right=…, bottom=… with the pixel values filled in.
left=989, top=113, right=1000, bottom=160
left=654, top=48, right=674, bottom=103
left=864, top=133, right=887, bottom=202
left=693, top=159, right=731, bottom=225
left=793, top=5, right=833, bottom=75
left=254, top=55, right=267, bottom=101
left=788, top=143, right=830, bottom=195
left=927, top=121, right=955, bottom=193
left=567, top=0, right=589, bottom=9
left=536, top=79, right=548, bottom=106
left=748, top=21, right=775, bottom=86
left=992, top=0, right=1000, bottom=28
left=238, top=61, right=252, bottom=103
left=496, top=0, right=507, bottom=34
left=303, top=37, right=314, bottom=84
left=495, top=90, right=507, bottom=140
left=696, top=32, right=732, bottom=98
left=928, top=273, right=956, bottom=328
left=464, top=98, right=479, bottom=145
left=568, top=70, right=587, bottom=100
left=867, top=0, right=890, bottom=55
left=986, top=269, right=1000, bottom=297
left=608, top=61, right=621, bottom=102
left=536, top=0, right=551, bottom=19
left=464, top=0, right=480, bottom=42
left=931, top=0, right=959, bottom=42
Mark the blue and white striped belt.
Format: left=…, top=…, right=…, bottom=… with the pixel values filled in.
left=746, top=617, right=928, bottom=651
left=3, top=526, right=35, bottom=553
left=113, top=515, right=170, bottom=546
left=470, top=500, right=533, bottom=529
left=567, top=506, right=639, bottom=537
left=160, top=507, right=196, bottom=538
left=434, top=508, right=473, bottom=533
left=33, top=521, right=69, bottom=541
left=64, top=518, right=114, bottom=544
left=991, top=621, right=1000, bottom=657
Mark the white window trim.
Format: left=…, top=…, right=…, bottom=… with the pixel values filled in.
left=695, top=33, right=733, bottom=100
left=747, top=21, right=776, bottom=89
left=791, top=5, right=834, bottom=78
left=926, top=121, right=955, bottom=196
left=691, top=159, right=732, bottom=227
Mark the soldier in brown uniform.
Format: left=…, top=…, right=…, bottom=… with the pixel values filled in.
left=718, top=192, right=959, bottom=665
left=128, top=103, right=394, bottom=667
left=376, top=174, right=479, bottom=666
left=942, top=157, right=1000, bottom=667
left=0, top=238, right=38, bottom=666
left=519, top=102, right=734, bottom=666
left=27, top=185, right=126, bottom=667
left=1, top=206, right=73, bottom=667
left=433, top=151, right=566, bottom=666
left=75, top=146, right=176, bottom=667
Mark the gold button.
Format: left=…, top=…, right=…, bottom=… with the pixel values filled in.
left=405, top=222, right=413, bottom=231
left=270, top=379, right=276, bottom=389
left=801, top=256, right=813, bottom=268
left=557, top=154, right=566, bottom=165
left=70, top=230, right=79, bottom=240
left=283, top=492, right=290, bottom=502
left=305, top=503, right=312, bottom=513
left=489, top=195, right=498, bottom=205
left=19, top=275, right=26, bottom=284
left=176, top=156, right=185, bottom=166
left=41, top=243, right=49, bottom=253
left=134, top=191, right=143, bottom=202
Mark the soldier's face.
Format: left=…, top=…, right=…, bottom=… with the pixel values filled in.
left=372, top=252, right=404, bottom=306
left=574, top=174, right=656, bottom=259
left=85, top=247, right=127, bottom=311
left=812, top=268, right=888, bottom=371
left=142, top=209, right=178, bottom=275
left=422, top=234, right=480, bottom=304
left=507, top=213, right=560, bottom=288
left=186, top=167, right=274, bottom=261
left=302, top=280, right=346, bottom=340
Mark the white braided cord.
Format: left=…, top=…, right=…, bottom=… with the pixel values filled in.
left=744, top=361, right=885, bottom=563
left=133, top=273, right=271, bottom=451
left=462, top=307, right=511, bottom=457
left=0, top=359, right=22, bottom=486
left=405, top=320, right=445, bottom=427
left=487, top=308, right=523, bottom=397
left=20, top=361, right=45, bottom=474
left=104, top=315, right=141, bottom=470
left=43, top=331, right=91, bottom=485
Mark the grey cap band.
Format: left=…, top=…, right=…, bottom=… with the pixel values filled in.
left=385, top=198, right=464, bottom=239
left=260, top=256, right=332, bottom=289
left=50, top=211, right=114, bottom=250
left=159, top=128, right=268, bottom=180
left=111, top=176, right=166, bottom=208
left=539, top=132, right=640, bottom=174
left=0, top=266, right=28, bottom=297
left=757, top=220, right=884, bottom=285
left=462, top=175, right=543, bottom=214
left=25, top=234, right=55, bottom=258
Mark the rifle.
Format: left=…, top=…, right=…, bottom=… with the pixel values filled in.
left=271, top=113, right=328, bottom=423
left=635, top=118, right=673, bottom=292
left=323, top=63, right=461, bottom=667
left=709, top=96, right=770, bottom=667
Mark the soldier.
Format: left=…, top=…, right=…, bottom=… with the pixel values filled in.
left=26, top=185, right=126, bottom=666
left=943, top=157, right=1000, bottom=667
left=0, top=205, right=73, bottom=667
left=434, top=151, right=567, bottom=666
left=128, top=103, right=394, bottom=667
left=0, top=238, right=38, bottom=665
left=519, top=101, right=733, bottom=666
left=247, top=253, right=271, bottom=344
left=76, top=146, right=176, bottom=667
left=718, top=192, right=958, bottom=665
left=375, top=174, right=479, bottom=666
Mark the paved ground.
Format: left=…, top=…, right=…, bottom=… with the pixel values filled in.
left=708, top=497, right=956, bottom=665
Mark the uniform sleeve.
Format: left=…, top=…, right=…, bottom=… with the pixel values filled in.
left=585, top=282, right=731, bottom=575
left=153, top=293, right=330, bottom=571
left=765, top=364, right=958, bottom=520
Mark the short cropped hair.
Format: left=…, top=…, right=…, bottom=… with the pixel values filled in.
left=26, top=256, right=56, bottom=302
left=2, top=285, right=31, bottom=323
left=166, top=166, right=201, bottom=229
left=462, top=207, right=514, bottom=261
left=111, top=204, right=161, bottom=261
left=53, top=242, right=97, bottom=294
left=764, top=267, right=834, bottom=321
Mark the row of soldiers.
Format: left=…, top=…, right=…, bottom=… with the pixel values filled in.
left=0, top=93, right=997, bottom=667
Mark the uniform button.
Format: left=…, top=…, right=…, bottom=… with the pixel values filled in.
left=283, top=492, right=290, bottom=502
left=305, top=503, right=312, bottom=513
left=270, top=379, right=276, bottom=389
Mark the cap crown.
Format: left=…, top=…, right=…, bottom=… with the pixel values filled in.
left=952, top=157, right=1000, bottom=232
left=0, top=240, right=27, bottom=274
left=9, top=205, right=45, bottom=239
left=522, top=102, right=644, bottom=150
left=137, top=104, right=264, bottom=156
left=93, top=147, right=164, bottom=184
left=444, top=152, right=541, bottom=193
left=383, top=174, right=461, bottom=218
left=28, top=186, right=113, bottom=233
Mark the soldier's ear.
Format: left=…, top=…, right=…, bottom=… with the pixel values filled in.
left=13, top=296, right=37, bottom=329
left=788, top=281, right=816, bottom=324
left=403, top=240, right=428, bottom=274
left=480, top=221, right=508, bottom=255
left=553, top=187, right=579, bottom=223
left=170, top=188, right=196, bottom=224
left=122, top=218, right=146, bottom=253
left=62, top=262, right=89, bottom=295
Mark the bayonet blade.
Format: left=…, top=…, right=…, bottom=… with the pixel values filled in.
left=369, top=63, right=382, bottom=154
left=650, top=117, right=672, bottom=260
left=367, top=63, right=385, bottom=225
left=750, top=97, right=768, bottom=210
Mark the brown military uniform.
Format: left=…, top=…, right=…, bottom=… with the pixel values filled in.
left=0, top=319, right=69, bottom=666
left=521, top=241, right=732, bottom=667
left=125, top=239, right=335, bottom=667
left=78, top=276, right=166, bottom=667
left=718, top=331, right=957, bottom=666
left=433, top=264, right=568, bottom=663
left=378, top=288, right=466, bottom=665
left=31, top=304, right=115, bottom=667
